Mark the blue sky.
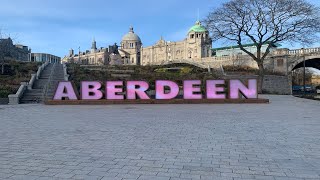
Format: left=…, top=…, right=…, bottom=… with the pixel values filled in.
left=0, top=0, right=319, bottom=57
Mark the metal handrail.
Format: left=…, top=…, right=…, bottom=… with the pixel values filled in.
left=42, top=62, right=56, bottom=103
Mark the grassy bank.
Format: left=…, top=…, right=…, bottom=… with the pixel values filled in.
left=67, top=63, right=220, bottom=91
left=0, top=60, right=40, bottom=98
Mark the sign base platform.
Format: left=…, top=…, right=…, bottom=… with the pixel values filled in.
left=45, top=98, right=269, bottom=105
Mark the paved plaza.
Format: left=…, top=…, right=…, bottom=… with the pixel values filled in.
left=0, top=95, right=319, bottom=180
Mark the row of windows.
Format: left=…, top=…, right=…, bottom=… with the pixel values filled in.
left=122, top=42, right=139, bottom=49
left=190, top=34, right=208, bottom=39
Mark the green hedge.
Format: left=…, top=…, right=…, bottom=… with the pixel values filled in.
left=0, top=60, right=39, bottom=97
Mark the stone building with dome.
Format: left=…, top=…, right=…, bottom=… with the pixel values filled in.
left=118, top=26, right=142, bottom=65
left=62, top=21, right=212, bottom=66
left=140, top=21, right=212, bottom=65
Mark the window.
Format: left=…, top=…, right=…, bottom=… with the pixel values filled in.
left=190, top=34, right=194, bottom=39
left=277, top=59, right=284, bottom=67
left=188, top=51, right=192, bottom=58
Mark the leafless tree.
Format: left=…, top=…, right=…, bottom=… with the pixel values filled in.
left=203, top=0, right=320, bottom=92
left=292, top=68, right=313, bottom=86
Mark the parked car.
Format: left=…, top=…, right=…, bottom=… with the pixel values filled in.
left=316, top=86, right=320, bottom=94
left=292, top=85, right=315, bottom=93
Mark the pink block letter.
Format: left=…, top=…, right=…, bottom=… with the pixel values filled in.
left=126, top=81, right=150, bottom=99
left=106, top=81, right=124, bottom=99
left=229, top=79, right=257, bottom=99
left=81, top=81, right=103, bottom=100
left=183, top=80, right=202, bottom=99
left=155, top=80, right=179, bottom=99
left=206, top=80, right=226, bottom=99
left=53, top=81, right=78, bottom=100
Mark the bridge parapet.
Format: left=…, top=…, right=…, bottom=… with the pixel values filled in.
left=273, top=47, right=320, bottom=56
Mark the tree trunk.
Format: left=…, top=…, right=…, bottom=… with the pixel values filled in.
left=257, top=62, right=264, bottom=94
left=1, top=64, right=4, bottom=75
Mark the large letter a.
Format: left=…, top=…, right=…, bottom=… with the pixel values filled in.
left=53, top=82, right=78, bottom=100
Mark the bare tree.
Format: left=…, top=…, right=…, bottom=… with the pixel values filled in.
left=292, top=68, right=313, bottom=86
left=203, top=0, right=320, bottom=92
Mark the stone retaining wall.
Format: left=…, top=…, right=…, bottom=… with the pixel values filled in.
left=263, top=75, right=292, bottom=95
left=0, top=98, right=9, bottom=105
left=224, top=74, right=292, bottom=95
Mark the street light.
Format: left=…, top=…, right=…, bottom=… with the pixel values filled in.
left=302, top=48, right=306, bottom=95
left=78, top=46, right=81, bottom=64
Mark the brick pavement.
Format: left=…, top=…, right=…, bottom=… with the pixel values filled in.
left=0, top=95, right=319, bottom=180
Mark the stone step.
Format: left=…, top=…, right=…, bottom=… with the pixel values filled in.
left=24, top=93, right=55, bottom=97
left=21, top=63, right=65, bottom=104
left=25, top=89, right=55, bottom=93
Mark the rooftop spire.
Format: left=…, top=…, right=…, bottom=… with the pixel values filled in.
left=129, top=26, right=134, bottom=33
left=91, top=37, right=97, bottom=50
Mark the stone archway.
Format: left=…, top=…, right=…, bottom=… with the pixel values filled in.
left=289, top=57, right=320, bottom=72
left=289, top=56, right=320, bottom=72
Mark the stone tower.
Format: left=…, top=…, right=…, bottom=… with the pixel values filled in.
left=187, top=21, right=212, bottom=59
left=69, top=48, right=74, bottom=57
left=121, top=26, right=142, bottom=65
left=91, top=38, right=97, bottom=53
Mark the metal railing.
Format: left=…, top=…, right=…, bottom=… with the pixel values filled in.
left=42, top=63, right=56, bottom=103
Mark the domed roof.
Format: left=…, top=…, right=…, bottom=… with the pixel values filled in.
left=122, top=26, right=141, bottom=42
left=188, top=21, right=207, bottom=33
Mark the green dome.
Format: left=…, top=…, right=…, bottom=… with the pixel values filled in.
left=189, top=21, right=207, bottom=33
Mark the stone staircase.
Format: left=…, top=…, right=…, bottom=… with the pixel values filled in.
left=20, top=63, right=65, bottom=104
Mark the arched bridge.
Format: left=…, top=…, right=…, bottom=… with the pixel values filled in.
left=153, top=47, right=320, bottom=74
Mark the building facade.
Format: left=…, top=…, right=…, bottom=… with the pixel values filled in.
left=0, top=38, right=31, bottom=61
left=212, top=43, right=280, bottom=57
left=140, top=21, right=212, bottom=65
left=63, top=21, right=213, bottom=66
left=119, top=26, right=142, bottom=65
left=62, top=39, right=121, bottom=65
left=30, top=53, right=61, bottom=63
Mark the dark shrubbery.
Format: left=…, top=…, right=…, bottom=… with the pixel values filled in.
left=223, top=65, right=286, bottom=76
left=0, top=60, right=39, bottom=98
left=67, top=63, right=220, bottom=91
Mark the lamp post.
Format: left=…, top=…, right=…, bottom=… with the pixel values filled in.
left=302, top=48, right=306, bottom=95
left=78, top=47, right=81, bottom=64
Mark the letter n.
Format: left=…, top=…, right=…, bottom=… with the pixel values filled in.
left=229, top=79, right=257, bottom=99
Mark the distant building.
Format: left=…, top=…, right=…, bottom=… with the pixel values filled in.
left=30, top=53, right=61, bottom=63
left=311, top=75, right=320, bottom=86
left=62, top=21, right=213, bottom=66
left=212, top=43, right=281, bottom=57
left=140, top=21, right=212, bottom=65
left=118, top=26, right=143, bottom=65
left=0, top=38, right=31, bottom=61
left=62, top=39, right=120, bottom=65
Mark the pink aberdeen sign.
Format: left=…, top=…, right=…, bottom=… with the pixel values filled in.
left=53, top=79, right=258, bottom=101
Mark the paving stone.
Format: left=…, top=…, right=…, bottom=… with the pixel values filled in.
left=0, top=96, right=319, bottom=179
left=72, top=174, right=103, bottom=180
